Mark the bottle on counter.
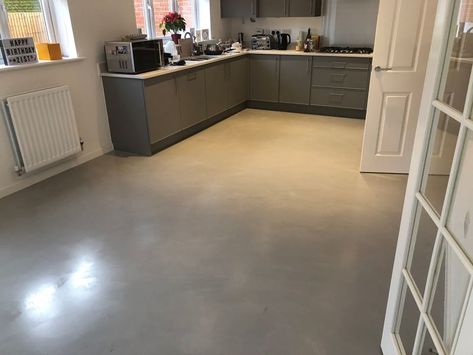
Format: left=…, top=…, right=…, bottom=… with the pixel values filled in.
left=304, top=28, right=313, bottom=52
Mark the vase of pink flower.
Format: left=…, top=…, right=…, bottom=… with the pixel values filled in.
left=160, top=12, right=186, bottom=44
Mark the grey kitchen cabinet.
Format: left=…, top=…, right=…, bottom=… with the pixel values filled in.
left=289, top=0, right=322, bottom=17
left=102, top=78, right=153, bottom=155
left=145, top=77, right=182, bottom=143
left=279, top=56, right=312, bottom=105
left=310, top=56, right=372, bottom=111
left=228, top=57, right=249, bottom=107
left=258, top=0, right=287, bottom=17
left=205, top=62, right=228, bottom=117
left=310, top=87, right=368, bottom=110
left=221, top=0, right=256, bottom=18
left=176, top=69, right=207, bottom=129
left=250, top=55, right=279, bottom=102
left=206, top=57, right=249, bottom=117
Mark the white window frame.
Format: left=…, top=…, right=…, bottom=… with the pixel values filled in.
left=139, top=0, right=206, bottom=38
left=0, top=0, right=57, bottom=42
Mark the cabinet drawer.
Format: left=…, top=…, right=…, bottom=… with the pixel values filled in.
left=312, top=68, right=370, bottom=89
left=310, top=87, right=367, bottom=110
left=313, top=57, right=372, bottom=70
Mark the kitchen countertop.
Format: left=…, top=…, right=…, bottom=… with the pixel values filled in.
left=101, top=50, right=373, bottom=81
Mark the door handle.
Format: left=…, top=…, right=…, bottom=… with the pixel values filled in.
left=374, top=66, right=393, bottom=72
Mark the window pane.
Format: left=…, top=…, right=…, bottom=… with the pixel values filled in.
left=176, top=0, right=194, bottom=30
left=398, top=280, right=421, bottom=354
left=410, top=207, right=438, bottom=296
left=448, top=130, right=473, bottom=259
left=134, top=0, right=145, bottom=33
left=438, top=0, right=473, bottom=112
left=420, top=329, right=438, bottom=355
left=422, top=110, right=461, bottom=214
left=430, top=241, right=470, bottom=352
left=5, top=0, right=49, bottom=43
left=153, top=0, right=170, bottom=36
left=195, top=0, right=210, bottom=30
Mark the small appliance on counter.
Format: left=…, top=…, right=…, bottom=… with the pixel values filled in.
left=104, top=38, right=164, bottom=74
left=277, top=33, right=291, bottom=50
left=251, top=35, right=272, bottom=50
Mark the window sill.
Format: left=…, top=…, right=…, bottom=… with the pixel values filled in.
left=0, top=57, right=86, bottom=73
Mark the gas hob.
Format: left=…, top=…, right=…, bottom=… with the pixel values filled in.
left=319, top=47, right=373, bottom=54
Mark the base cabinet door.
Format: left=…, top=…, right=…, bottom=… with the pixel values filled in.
left=250, top=55, right=279, bottom=102
left=145, top=77, right=181, bottom=144
left=279, top=56, right=312, bottom=104
left=228, top=57, right=249, bottom=107
left=177, top=70, right=207, bottom=129
left=205, top=63, right=228, bottom=117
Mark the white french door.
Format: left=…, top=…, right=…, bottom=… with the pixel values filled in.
left=382, top=0, right=473, bottom=354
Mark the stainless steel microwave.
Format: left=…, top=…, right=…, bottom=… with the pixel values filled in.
left=104, top=39, right=164, bottom=74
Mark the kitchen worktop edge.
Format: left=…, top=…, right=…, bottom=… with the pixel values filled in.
left=101, top=50, right=373, bottom=80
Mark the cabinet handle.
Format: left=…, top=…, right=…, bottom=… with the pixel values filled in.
left=187, top=73, right=197, bottom=81
left=307, top=58, right=311, bottom=74
left=276, top=57, right=280, bottom=81
left=329, top=93, right=345, bottom=102
left=331, top=73, right=347, bottom=82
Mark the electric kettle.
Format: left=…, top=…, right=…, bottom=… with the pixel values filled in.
left=278, top=33, right=291, bottom=50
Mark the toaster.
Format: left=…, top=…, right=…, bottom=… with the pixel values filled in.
left=251, top=35, right=272, bottom=50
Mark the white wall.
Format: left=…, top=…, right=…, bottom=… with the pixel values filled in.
left=0, top=0, right=137, bottom=198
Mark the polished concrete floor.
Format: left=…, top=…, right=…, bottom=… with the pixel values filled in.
left=0, top=109, right=408, bottom=355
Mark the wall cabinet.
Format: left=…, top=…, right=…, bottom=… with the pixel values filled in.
left=279, top=56, right=312, bottom=105
left=258, top=0, right=286, bottom=17
left=221, top=0, right=321, bottom=18
left=221, top=0, right=256, bottom=18
left=250, top=55, right=280, bottom=102
left=289, top=0, right=322, bottom=17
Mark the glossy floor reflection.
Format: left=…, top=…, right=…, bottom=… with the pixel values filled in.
left=0, top=109, right=407, bottom=355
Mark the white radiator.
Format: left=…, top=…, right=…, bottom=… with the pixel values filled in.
left=3, top=86, right=82, bottom=175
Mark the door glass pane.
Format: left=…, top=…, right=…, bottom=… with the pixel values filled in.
left=448, top=130, right=473, bottom=259
left=438, top=0, right=473, bottom=112
left=410, top=207, right=439, bottom=296
left=430, top=241, right=471, bottom=352
left=420, top=328, right=438, bottom=355
left=398, top=280, right=421, bottom=354
left=422, top=110, right=461, bottom=214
